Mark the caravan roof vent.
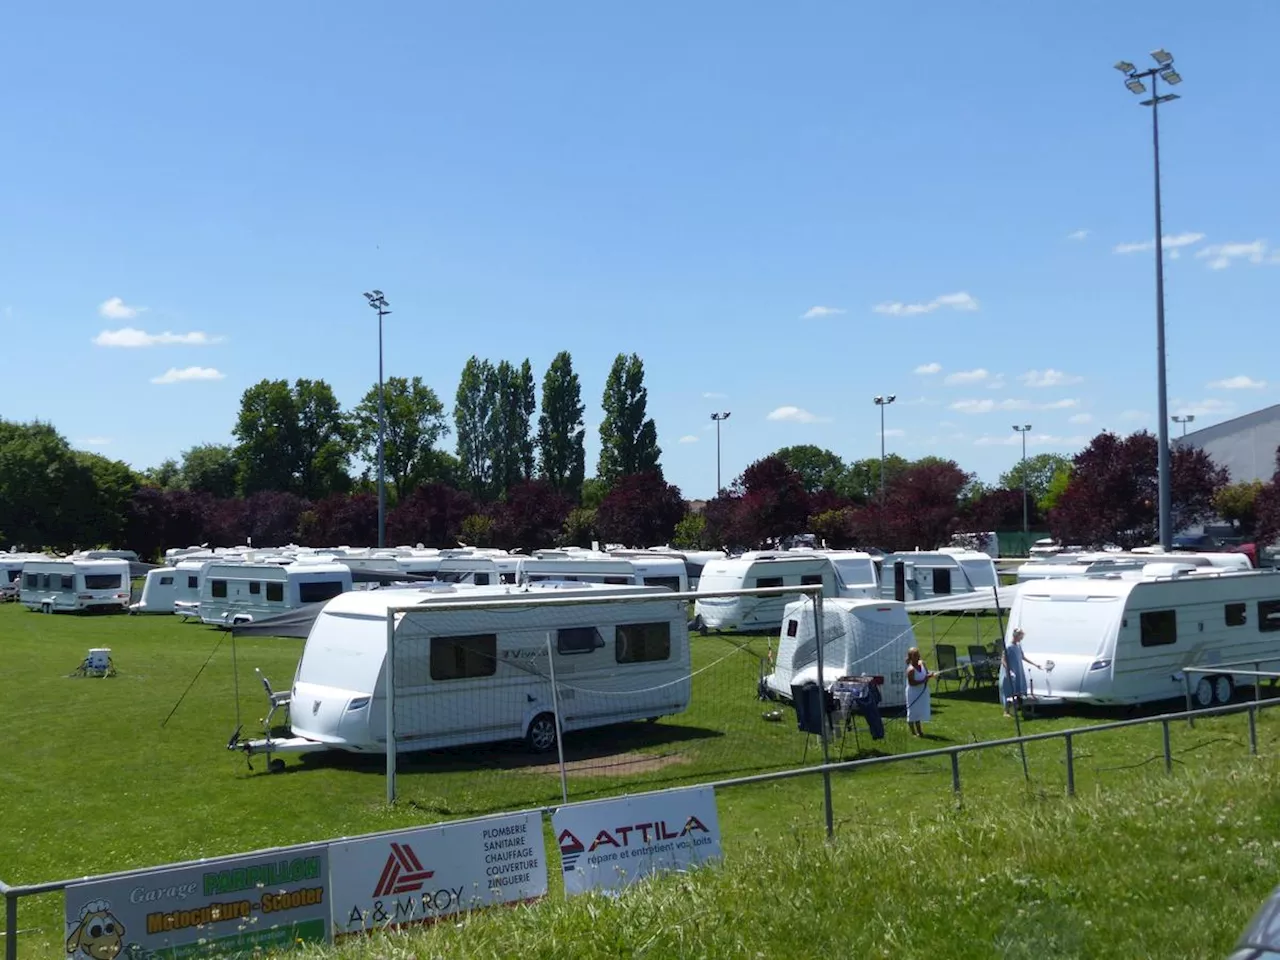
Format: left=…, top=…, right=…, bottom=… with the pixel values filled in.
left=1142, top=562, right=1198, bottom=579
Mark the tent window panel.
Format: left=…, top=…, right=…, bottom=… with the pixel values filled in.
left=298, top=581, right=343, bottom=604
left=558, top=626, right=604, bottom=655
left=430, top=634, right=498, bottom=680
left=755, top=577, right=784, bottom=589
left=266, top=582, right=284, bottom=602
left=616, top=622, right=671, bottom=664
left=211, top=580, right=228, bottom=598
left=933, top=568, right=953, bottom=595
left=1259, top=600, right=1280, bottom=633
left=1140, top=609, right=1178, bottom=647
left=1226, top=603, right=1247, bottom=627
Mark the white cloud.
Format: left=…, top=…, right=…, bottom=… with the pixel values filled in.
left=702, top=391, right=728, bottom=399
left=95, top=327, right=223, bottom=348
left=986, top=374, right=1006, bottom=390
left=99, top=296, right=144, bottom=320
left=1068, top=413, right=1093, bottom=425
left=1041, top=398, right=1080, bottom=410
left=1113, top=232, right=1205, bottom=255
left=904, top=395, right=940, bottom=407
left=1019, top=368, right=1083, bottom=388
left=1120, top=410, right=1149, bottom=422
left=1066, top=229, right=1090, bottom=241
left=877, top=428, right=906, bottom=438
left=150, top=366, right=226, bottom=385
left=973, top=434, right=1020, bottom=446
left=914, top=362, right=942, bottom=375
left=1173, top=398, right=1235, bottom=418
left=872, top=291, right=979, bottom=316
left=1195, top=240, right=1272, bottom=271
left=678, top=435, right=699, bottom=444
left=802, top=305, right=846, bottom=319
left=80, top=436, right=113, bottom=446
left=766, top=405, right=828, bottom=424
left=975, top=433, right=1088, bottom=448
left=1208, top=375, right=1266, bottom=390
left=949, top=398, right=1031, bottom=414
left=944, top=368, right=989, bottom=386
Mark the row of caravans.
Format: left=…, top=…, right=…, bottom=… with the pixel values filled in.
left=230, top=582, right=693, bottom=766
left=1015, top=550, right=1253, bottom=582
left=692, top=549, right=999, bottom=633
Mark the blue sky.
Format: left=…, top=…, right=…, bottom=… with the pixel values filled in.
left=3, top=2, right=1278, bottom=500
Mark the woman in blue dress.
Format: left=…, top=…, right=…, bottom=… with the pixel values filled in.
left=1001, top=628, right=1042, bottom=718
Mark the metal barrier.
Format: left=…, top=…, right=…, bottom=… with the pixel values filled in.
left=5, top=692, right=1277, bottom=960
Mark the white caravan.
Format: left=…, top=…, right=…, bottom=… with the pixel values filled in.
left=764, top=598, right=916, bottom=707
left=198, top=559, right=353, bottom=625
left=1015, top=551, right=1253, bottom=583
left=822, top=551, right=881, bottom=599
left=520, top=556, right=636, bottom=585
left=878, top=550, right=999, bottom=602
left=435, top=555, right=522, bottom=586
left=1, top=553, right=46, bottom=600
left=230, top=582, right=692, bottom=764
left=1007, top=568, right=1280, bottom=708
left=19, top=558, right=132, bottom=612
left=694, top=554, right=838, bottom=633
left=607, top=553, right=688, bottom=593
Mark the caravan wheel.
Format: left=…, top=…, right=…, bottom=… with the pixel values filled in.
left=1212, top=675, right=1235, bottom=705
left=1193, top=677, right=1214, bottom=709
left=526, top=713, right=558, bottom=753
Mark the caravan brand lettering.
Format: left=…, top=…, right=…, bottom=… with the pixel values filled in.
left=372, top=843, right=434, bottom=898
left=201, top=856, right=322, bottom=897
left=501, top=648, right=541, bottom=660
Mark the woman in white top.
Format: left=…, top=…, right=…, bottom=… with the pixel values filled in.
left=905, top=646, right=932, bottom=737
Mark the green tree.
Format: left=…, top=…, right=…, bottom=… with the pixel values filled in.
left=0, top=420, right=81, bottom=548
left=352, top=376, right=449, bottom=503
left=488, top=359, right=537, bottom=498
left=580, top=477, right=610, bottom=511
left=233, top=379, right=351, bottom=497
left=1000, top=453, right=1072, bottom=506
left=1214, top=480, right=1266, bottom=537
left=1039, top=462, right=1074, bottom=513
left=598, top=353, right=661, bottom=483
left=180, top=443, right=239, bottom=498
left=671, top=512, right=707, bottom=550
left=838, top=455, right=910, bottom=503
left=537, top=351, right=586, bottom=498
left=65, top=452, right=141, bottom=547
left=454, top=357, right=495, bottom=499
left=774, top=445, right=846, bottom=495
left=144, top=458, right=182, bottom=489
left=459, top=513, right=495, bottom=547
left=561, top=507, right=597, bottom=547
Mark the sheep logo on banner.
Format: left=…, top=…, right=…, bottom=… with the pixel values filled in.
left=65, top=899, right=126, bottom=959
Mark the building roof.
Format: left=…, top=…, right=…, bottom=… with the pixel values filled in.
left=1177, top=403, right=1280, bottom=446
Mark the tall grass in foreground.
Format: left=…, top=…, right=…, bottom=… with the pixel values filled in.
left=315, top=757, right=1280, bottom=960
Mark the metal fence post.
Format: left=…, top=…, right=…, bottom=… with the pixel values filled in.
left=1065, top=733, right=1075, bottom=797
left=950, top=751, right=961, bottom=799
left=545, top=632, right=569, bottom=805
left=1256, top=663, right=1262, bottom=705
left=1162, top=719, right=1172, bottom=774
left=5, top=890, right=17, bottom=960
left=1184, top=672, right=1195, bottom=729
left=385, top=611, right=397, bottom=805
left=813, top=590, right=834, bottom=841
left=1249, top=703, right=1258, bottom=757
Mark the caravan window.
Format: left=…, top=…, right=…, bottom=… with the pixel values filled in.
left=473, top=573, right=491, bottom=586
left=160, top=575, right=174, bottom=586
left=298, top=581, right=344, bottom=604
left=1259, top=600, right=1280, bottom=633
left=266, top=582, right=284, bottom=602
left=24, top=573, right=37, bottom=588
left=500, top=572, right=517, bottom=584
left=616, top=622, right=671, bottom=663
left=604, top=576, right=630, bottom=585
left=800, top=574, right=823, bottom=586
left=187, top=575, right=198, bottom=589
left=211, top=580, right=228, bottom=598
left=1140, top=610, right=1177, bottom=647
left=430, top=634, right=498, bottom=680
left=786, top=619, right=799, bottom=637
left=249, top=581, right=261, bottom=595
left=643, top=576, right=681, bottom=591
left=41, top=574, right=51, bottom=589
left=4, top=569, right=19, bottom=583
left=933, top=568, right=952, bottom=595
left=1226, top=603, right=1247, bottom=627
left=84, top=574, right=120, bottom=590
left=755, top=577, right=784, bottom=589
left=557, top=627, right=604, bottom=655
left=61, top=575, right=75, bottom=590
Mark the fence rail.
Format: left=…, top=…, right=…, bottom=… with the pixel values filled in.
left=6, top=692, right=1279, bottom=960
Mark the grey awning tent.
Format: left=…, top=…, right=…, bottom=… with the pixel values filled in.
left=230, top=602, right=327, bottom=639
left=904, top=584, right=1020, bottom=615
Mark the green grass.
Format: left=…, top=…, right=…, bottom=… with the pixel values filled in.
left=2, top=602, right=1278, bottom=958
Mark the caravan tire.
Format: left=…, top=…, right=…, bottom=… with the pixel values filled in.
left=1193, top=677, right=1215, bottom=709
left=1212, top=675, right=1234, bottom=705
left=526, top=713, right=558, bottom=753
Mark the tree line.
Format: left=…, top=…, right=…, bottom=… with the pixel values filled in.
left=3, top=359, right=1279, bottom=557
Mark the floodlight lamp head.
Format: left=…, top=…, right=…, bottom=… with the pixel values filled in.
left=1114, top=60, right=1136, bottom=74
left=887, top=394, right=896, bottom=403
left=1125, top=78, right=1146, bottom=94
left=1151, top=48, right=1173, bottom=66
left=1161, top=68, right=1182, bottom=85
left=373, top=289, right=384, bottom=298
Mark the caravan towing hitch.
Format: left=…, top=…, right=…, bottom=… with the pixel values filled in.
left=226, top=725, right=258, bottom=771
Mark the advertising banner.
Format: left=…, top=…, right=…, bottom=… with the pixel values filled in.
left=328, top=811, right=547, bottom=936
left=552, top=786, right=722, bottom=896
left=63, top=845, right=329, bottom=959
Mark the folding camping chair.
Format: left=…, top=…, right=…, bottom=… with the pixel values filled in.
left=968, top=645, right=998, bottom=689
left=934, top=644, right=963, bottom=691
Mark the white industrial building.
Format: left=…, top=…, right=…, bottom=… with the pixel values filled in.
left=1175, top=403, right=1280, bottom=484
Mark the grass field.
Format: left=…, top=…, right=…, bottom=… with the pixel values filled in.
left=2, top=599, right=1278, bottom=958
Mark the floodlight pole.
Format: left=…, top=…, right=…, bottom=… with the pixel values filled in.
left=874, top=395, right=896, bottom=505
left=1118, top=52, right=1182, bottom=551
left=1172, top=414, right=1194, bottom=438
left=1013, top=425, right=1032, bottom=536
left=364, top=291, right=391, bottom=548
left=711, top=412, right=731, bottom=494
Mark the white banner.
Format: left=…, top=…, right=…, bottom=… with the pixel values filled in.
left=552, top=786, right=722, bottom=896
left=328, top=811, right=547, bottom=936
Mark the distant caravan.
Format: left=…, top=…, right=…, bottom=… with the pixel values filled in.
left=19, top=558, right=132, bottom=613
